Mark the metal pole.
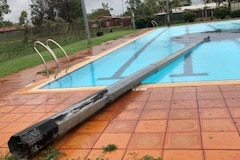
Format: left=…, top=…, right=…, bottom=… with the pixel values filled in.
left=130, top=1, right=135, bottom=29
left=80, top=0, right=91, bottom=44
left=121, top=0, right=125, bottom=15
left=166, top=0, right=170, bottom=26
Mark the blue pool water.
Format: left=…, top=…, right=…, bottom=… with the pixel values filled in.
left=42, top=20, right=240, bottom=89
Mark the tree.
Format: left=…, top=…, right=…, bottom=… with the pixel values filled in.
left=19, top=10, right=28, bottom=25
left=145, top=0, right=165, bottom=13
left=55, top=0, right=82, bottom=23
left=89, top=3, right=111, bottom=20
left=30, top=0, right=50, bottom=25
left=0, top=0, right=10, bottom=20
left=31, top=0, right=82, bottom=26
left=214, top=6, right=230, bottom=19
left=183, top=10, right=197, bottom=22
left=0, top=20, right=12, bottom=27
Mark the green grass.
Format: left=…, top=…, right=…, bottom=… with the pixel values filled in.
left=0, top=30, right=137, bottom=77
left=102, top=144, right=118, bottom=153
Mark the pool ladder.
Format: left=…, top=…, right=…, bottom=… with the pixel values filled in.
left=34, top=39, right=71, bottom=78
left=151, top=20, right=158, bottom=27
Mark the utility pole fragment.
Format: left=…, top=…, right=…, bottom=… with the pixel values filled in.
left=80, top=0, right=91, bottom=44
left=166, top=0, right=170, bottom=27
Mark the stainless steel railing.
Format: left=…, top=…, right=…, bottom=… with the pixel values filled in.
left=34, top=39, right=70, bottom=78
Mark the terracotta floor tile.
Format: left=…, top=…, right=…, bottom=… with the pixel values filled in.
left=62, top=96, right=84, bottom=105
left=172, top=93, right=197, bottom=100
left=148, top=93, right=172, bottom=101
left=38, top=113, right=55, bottom=121
left=135, top=120, right=167, bottom=132
left=171, top=100, right=198, bottom=109
left=229, top=108, right=240, bottom=118
left=116, top=101, right=146, bottom=111
left=199, top=108, right=231, bottom=119
left=205, top=150, right=240, bottom=160
left=122, top=92, right=150, bottom=102
left=91, top=110, right=115, bottom=121
left=0, top=106, right=16, bottom=114
left=73, top=121, right=109, bottom=133
left=86, top=149, right=125, bottom=160
left=128, top=133, right=165, bottom=149
left=222, top=91, right=240, bottom=99
left=124, top=150, right=162, bottom=160
left=94, top=133, right=131, bottom=149
left=10, top=105, right=35, bottom=113
left=225, top=98, right=240, bottom=107
left=169, top=109, right=198, bottom=120
left=105, top=120, right=137, bottom=133
left=0, top=100, right=7, bottom=106
left=0, top=133, right=11, bottom=147
left=196, top=85, right=220, bottom=92
left=198, top=99, right=227, bottom=108
left=5, top=98, right=28, bottom=106
left=59, top=149, right=90, bottom=160
left=151, top=87, right=173, bottom=94
left=201, top=119, right=237, bottom=132
left=17, top=113, right=45, bottom=123
left=14, top=94, right=38, bottom=100
left=50, top=104, right=69, bottom=113
left=140, top=110, right=169, bottom=120
left=2, top=122, right=32, bottom=133
left=61, top=133, right=100, bottom=149
left=168, top=120, right=200, bottom=132
left=174, top=86, right=196, bottom=93
left=202, top=132, right=240, bottom=149
left=23, top=97, right=47, bottom=105
left=163, top=150, right=204, bottom=160
left=0, top=123, right=9, bottom=131
left=0, top=114, right=23, bottom=122
left=104, top=102, right=120, bottom=112
left=30, top=104, right=56, bottom=113
left=0, top=147, right=10, bottom=155
left=54, top=134, right=70, bottom=149
left=164, top=132, right=202, bottom=149
left=114, top=110, right=142, bottom=120
left=220, top=84, right=240, bottom=91
left=43, top=97, right=67, bottom=105
left=233, top=119, right=240, bottom=131
left=144, top=101, right=171, bottom=110
left=197, top=92, right=223, bottom=100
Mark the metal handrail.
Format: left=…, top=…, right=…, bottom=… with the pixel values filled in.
left=46, top=39, right=71, bottom=73
left=34, top=41, right=61, bottom=78
left=151, top=20, right=158, bottom=27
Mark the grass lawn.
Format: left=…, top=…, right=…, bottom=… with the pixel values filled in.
left=0, top=30, right=138, bottom=77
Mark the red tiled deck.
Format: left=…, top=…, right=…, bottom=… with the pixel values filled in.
left=1, top=39, right=240, bottom=160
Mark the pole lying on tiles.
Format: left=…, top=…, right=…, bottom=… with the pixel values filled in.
left=8, top=36, right=210, bottom=158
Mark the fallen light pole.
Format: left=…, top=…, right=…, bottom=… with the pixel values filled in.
left=8, top=36, right=210, bottom=158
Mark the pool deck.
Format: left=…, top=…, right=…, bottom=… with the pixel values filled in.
left=1, top=33, right=240, bottom=159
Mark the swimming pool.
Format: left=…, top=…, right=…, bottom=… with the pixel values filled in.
left=42, top=19, right=240, bottom=89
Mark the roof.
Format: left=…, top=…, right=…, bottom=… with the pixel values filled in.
left=156, top=3, right=224, bottom=15
left=0, top=25, right=35, bottom=33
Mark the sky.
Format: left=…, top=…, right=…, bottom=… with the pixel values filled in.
left=3, top=0, right=202, bottom=23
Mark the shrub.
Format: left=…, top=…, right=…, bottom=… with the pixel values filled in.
left=135, top=16, right=160, bottom=29
left=230, top=9, right=240, bottom=18
left=214, top=6, right=230, bottom=19
left=183, top=11, right=197, bottom=22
